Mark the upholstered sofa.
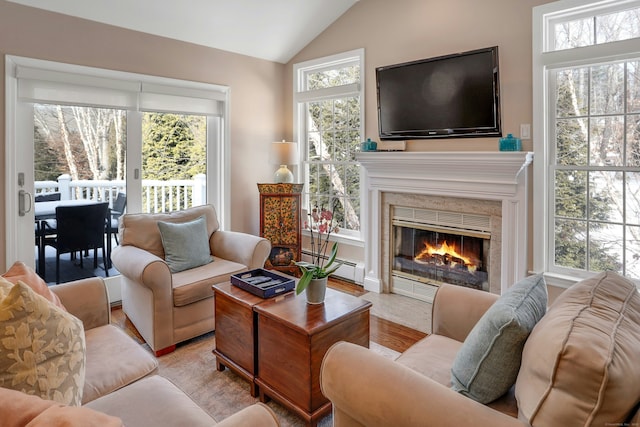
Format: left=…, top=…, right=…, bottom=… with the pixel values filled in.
left=0, top=270, right=279, bottom=427
left=111, top=205, right=271, bottom=356
left=321, top=271, right=640, bottom=426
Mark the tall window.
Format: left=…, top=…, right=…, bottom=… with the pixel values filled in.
left=533, top=1, right=640, bottom=283
left=294, top=49, right=364, bottom=238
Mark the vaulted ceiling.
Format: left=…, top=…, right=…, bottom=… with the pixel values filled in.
left=7, top=0, right=358, bottom=63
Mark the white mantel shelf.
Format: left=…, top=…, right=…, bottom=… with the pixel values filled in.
left=356, top=151, right=534, bottom=199
left=357, top=151, right=534, bottom=295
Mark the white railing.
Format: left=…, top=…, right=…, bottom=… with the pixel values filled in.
left=35, top=173, right=207, bottom=212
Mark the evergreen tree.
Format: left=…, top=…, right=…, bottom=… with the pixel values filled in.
left=553, top=68, right=622, bottom=272
left=142, top=113, right=206, bottom=181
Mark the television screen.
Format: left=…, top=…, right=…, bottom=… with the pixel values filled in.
left=376, top=46, right=501, bottom=140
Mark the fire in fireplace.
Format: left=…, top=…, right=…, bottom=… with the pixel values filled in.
left=392, top=224, right=490, bottom=291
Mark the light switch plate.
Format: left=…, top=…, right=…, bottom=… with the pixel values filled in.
left=520, top=124, right=531, bottom=140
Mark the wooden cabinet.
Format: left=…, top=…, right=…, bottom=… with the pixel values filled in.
left=254, top=289, right=372, bottom=426
left=258, top=183, right=303, bottom=276
left=211, top=283, right=263, bottom=396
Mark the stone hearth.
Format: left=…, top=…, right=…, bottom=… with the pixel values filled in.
left=357, top=151, right=533, bottom=296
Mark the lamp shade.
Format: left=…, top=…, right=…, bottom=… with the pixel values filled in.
left=271, top=141, right=299, bottom=166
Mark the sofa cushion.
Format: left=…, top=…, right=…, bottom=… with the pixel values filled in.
left=172, top=257, right=247, bottom=307
left=398, top=333, right=520, bottom=418
left=86, top=375, right=215, bottom=427
left=2, top=261, right=66, bottom=311
left=451, top=274, right=547, bottom=404
left=0, top=385, right=123, bottom=427
left=119, top=205, right=219, bottom=258
left=0, top=278, right=85, bottom=406
left=82, top=324, right=158, bottom=404
left=397, top=334, right=462, bottom=387
left=515, top=271, right=640, bottom=426
left=158, top=215, right=213, bottom=273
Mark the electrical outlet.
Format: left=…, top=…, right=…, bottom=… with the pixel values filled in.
left=520, top=124, right=531, bottom=140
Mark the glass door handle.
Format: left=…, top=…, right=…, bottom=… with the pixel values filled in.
left=18, top=189, right=32, bottom=217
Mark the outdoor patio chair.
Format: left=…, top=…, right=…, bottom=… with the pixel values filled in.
left=105, top=192, right=126, bottom=268
left=43, top=202, right=110, bottom=283
left=107, top=192, right=127, bottom=245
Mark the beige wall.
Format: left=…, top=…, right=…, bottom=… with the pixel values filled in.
left=0, top=1, right=285, bottom=271
left=286, top=0, right=554, bottom=151
left=285, top=0, right=556, bottom=287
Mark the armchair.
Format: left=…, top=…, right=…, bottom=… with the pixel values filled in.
left=111, top=205, right=270, bottom=356
left=321, top=272, right=640, bottom=426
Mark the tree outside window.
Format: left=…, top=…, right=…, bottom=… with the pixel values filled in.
left=535, top=1, right=640, bottom=282
left=295, top=50, right=364, bottom=236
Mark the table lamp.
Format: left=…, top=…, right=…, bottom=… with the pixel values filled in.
left=271, top=140, right=298, bottom=183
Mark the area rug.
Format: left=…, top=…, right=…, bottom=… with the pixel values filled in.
left=155, top=332, right=399, bottom=426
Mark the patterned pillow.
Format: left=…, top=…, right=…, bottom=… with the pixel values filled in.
left=0, top=277, right=85, bottom=406
left=450, top=274, right=548, bottom=403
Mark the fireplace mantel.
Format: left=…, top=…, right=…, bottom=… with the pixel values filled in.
left=357, top=151, right=533, bottom=295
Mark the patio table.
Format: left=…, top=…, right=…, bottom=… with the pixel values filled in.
left=35, top=200, right=100, bottom=278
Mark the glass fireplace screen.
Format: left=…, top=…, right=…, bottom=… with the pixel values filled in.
left=392, top=224, right=489, bottom=290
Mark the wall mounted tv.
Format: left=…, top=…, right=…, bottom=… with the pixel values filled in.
left=376, top=46, right=501, bottom=140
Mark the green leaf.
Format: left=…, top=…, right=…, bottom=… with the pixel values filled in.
left=324, top=242, right=339, bottom=269
left=296, top=272, right=313, bottom=295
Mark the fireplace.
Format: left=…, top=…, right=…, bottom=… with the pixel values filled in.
left=389, top=203, right=496, bottom=301
left=392, top=221, right=490, bottom=291
left=356, top=151, right=533, bottom=299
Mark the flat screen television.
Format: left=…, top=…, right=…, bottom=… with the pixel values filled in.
left=376, top=46, right=501, bottom=140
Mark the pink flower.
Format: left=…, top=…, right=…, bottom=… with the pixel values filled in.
left=320, top=209, right=333, bottom=221
left=300, top=203, right=340, bottom=273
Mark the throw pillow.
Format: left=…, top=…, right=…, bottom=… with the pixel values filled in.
left=157, top=215, right=213, bottom=273
left=0, top=277, right=86, bottom=406
left=515, top=271, right=640, bottom=426
left=450, top=274, right=547, bottom=403
left=2, top=261, right=66, bottom=311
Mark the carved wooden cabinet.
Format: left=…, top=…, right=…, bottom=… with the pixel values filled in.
left=258, top=183, right=303, bottom=276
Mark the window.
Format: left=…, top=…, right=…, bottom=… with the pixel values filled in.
left=533, top=1, right=640, bottom=284
left=294, top=49, right=364, bottom=238
left=5, top=56, right=229, bottom=270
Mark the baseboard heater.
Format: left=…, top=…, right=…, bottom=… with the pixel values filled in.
left=300, top=250, right=364, bottom=284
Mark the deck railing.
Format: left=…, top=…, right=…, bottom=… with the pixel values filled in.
left=35, top=173, right=207, bottom=212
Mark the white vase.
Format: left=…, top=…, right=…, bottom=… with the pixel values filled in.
left=305, top=277, right=327, bottom=304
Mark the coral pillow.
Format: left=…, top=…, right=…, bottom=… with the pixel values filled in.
left=0, top=385, right=123, bottom=427
left=515, top=271, right=640, bottom=426
left=2, top=261, right=66, bottom=311
left=0, top=277, right=85, bottom=406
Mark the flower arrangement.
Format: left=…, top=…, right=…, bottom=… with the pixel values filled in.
left=295, top=204, right=341, bottom=295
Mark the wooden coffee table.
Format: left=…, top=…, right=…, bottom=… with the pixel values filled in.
left=254, top=288, right=372, bottom=427
left=211, top=282, right=279, bottom=397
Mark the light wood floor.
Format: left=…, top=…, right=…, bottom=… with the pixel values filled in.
left=110, top=278, right=427, bottom=354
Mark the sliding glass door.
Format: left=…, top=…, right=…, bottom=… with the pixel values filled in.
left=5, top=56, right=228, bottom=277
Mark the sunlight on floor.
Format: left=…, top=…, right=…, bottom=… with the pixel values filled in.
left=360, top=292, right=432, bottom=334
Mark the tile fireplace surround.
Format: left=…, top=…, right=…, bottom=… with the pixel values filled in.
left=357, top=151, right=533, bottom=296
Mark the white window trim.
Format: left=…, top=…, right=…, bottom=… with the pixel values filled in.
left=532, top=0, right=640, bottom=288
left=293, top=49, right=365, bottom=241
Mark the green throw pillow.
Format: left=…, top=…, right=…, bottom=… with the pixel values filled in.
left=450, top=274, right=547, bottom=403
left=157, top=215, right=213, bottom=273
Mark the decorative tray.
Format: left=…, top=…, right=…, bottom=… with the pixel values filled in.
left=230, top=268, right=295, bottom=298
